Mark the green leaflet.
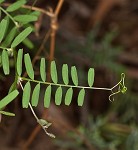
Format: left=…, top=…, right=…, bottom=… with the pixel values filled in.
left=51, top=61, right=58, bottom=84
left=24, top=54, right=34, bottom=80
left=1, top=27, right=17, bottom=47
left=23, top=38, right=34, bottom=49
left=14, top=15, right=38, bottom=23
left=55, top=86, right=62, bottom=105
left=2, top=49, right=9, bottom=75
left=8, top=81, right=17, bottom=94
left=78, top=88, right=85, bottom=106
left=65, top=88, right=73, bottom=106
left=22, top=81, right=31, bottom=108
left=71, top=66, right=78, bottom=86
left=0, top=19, right=8, bottom=43
left=40, top=58, right=46, bottom=82
left=11, top=27, right=33, bottom=48
left=31, top=83, right=40, bottom=107
left=17, top=49, right=23, bottom=76
left=88, top=68, right=94, bottom=87
left=6, top=0, right=26, bottom=12
left=62, top=64, right=69, bottom=85
left=31, top=11, right=41, bottom=17
left=0, top=111, right=15, bottom=116
left=44, top=85, right=51, bottom=108
left=0, top=90, right=19, bottom=109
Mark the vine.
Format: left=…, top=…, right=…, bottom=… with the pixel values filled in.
left=0, top=0, right=127, bottom=138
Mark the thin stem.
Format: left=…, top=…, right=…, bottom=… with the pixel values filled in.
left=109, top=90, right=120, bottom=102
left=19, top=80, right=55, bottom=138
left=31, top=0, right=38, bottom=10
left=19, top=81, right=39, bottom=122
left=20, top=77, right=112, bottom=91
left=0, top=7, right=19, bottom=27
left=2, top=3, right=54, bottom=17
left=111, top=80, right=122, bottom=91
left=28, top=103, right=39, bottom=121
left=55, top=0, right=64, bottom=16
left=111, top=73, right=125, bottom=90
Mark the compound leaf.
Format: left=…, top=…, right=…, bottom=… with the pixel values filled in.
left=88, top=68, right=94, bottom=87
left=71, top=66, right=78, bottom=86
left=78, top=88, right=85, bottom=106
left=44, top=85, right=51, bottom=108
left=6, top=0, right=26, bottom=12
left=62, top=64, right=69, bottom=85
left=51, top=61, right=58, bottom=84
left=65, top=88, right=73, bottom=106
left=40, top=58, right=46, bottom=82
left=31, top=83, right=40, bottom=107
left=17, top=49, right=23, bottom=76
left=0, top=19, right=8, bottom=43
left=22, top=81, right=31, bottom=108
left=11, top=27, right=32, bottom=48
left=0, top=90, right=19, bottom=109
left=55, top=86, right=62, bottom=105
left=2, top=49, right=9, bottom=75
left=24, top=54, right=34, bottom=80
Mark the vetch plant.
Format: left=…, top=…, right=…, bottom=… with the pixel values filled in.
left=0, top=0, right=127, bottom=138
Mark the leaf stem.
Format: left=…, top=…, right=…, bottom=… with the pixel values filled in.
left=0, top=6, right=19, bottom=27
left=20, top=77, right=112, bottom=91
left=0, top=46, right=13, bottom=51
left=19, top=81, right=55, bottom=138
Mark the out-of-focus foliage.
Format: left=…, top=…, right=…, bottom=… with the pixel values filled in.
left=55, top=116, right=138, bottom=150
left=55, top=28, right=138, bottom=150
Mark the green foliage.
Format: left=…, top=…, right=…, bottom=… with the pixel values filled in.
left=40, top=58, right=46, bottom=82
left=62, top=64, right=69, bottom=85
left=71, top=66, right=78, bottom=86
left=88, top=68, right=94, bottom=87
left=44, top=85, right=51, bottom=108
left=31, top=83, right=40, bottom=107
left=51, top=61, right=58, bottom=84
left=78, top=88, right=85, bottom=106
left=22, top=81, right=31, bottom=108
left=17, top=52, right=96, bottom=108
left=24, top=53, right=34, bottom=80
left=55, top=116, right=138, bottom=150
left=0, top=110, right=15, bottom=116
left=6, top=0, right=26, bottom=12
left=17, top=49, right=23, bottom=76
left=11, top=27, right=33, bottom=48
left=55, top=86, right=62, bottom=105
left=14, top=15, right=38, bottom=23
left=65, top=88, right=73, bottom=106
left=0, top=90, right=19, bottom=109
left=2, top=49, right=9, bottom=75
left=0, top=2, right=127, bottom=141
left=0, top=19, right=8, bottom=42
left=2, top=27, right=17, bottom=47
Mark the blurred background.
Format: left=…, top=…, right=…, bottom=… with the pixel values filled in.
left=0, top=0, right=138, bottom=149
